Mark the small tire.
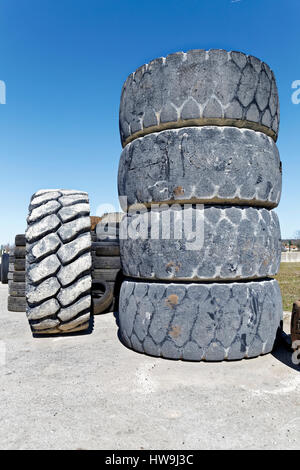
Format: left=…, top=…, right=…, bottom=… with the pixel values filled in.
left=14, top=258, right=25, bottom=271
left=9, top=282, right=25, bottom=297
left=92, top=280, right=114, bottom=315
left=92, top=268, right=121, bottom=282
left=92, top=242, right=120, bottom=257
left=14, top=246, right=26, bottom=258
left=15, top=234, right=26, bottom=246
left=8, top=296, right=26, bottom=312
left=92, top=256, right=121, bottom=269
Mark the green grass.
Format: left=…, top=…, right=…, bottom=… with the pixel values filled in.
left=275, top=263, right=300, bottom=311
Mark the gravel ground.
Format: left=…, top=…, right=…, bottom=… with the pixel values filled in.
left=0, top=284, right=299, bottom=450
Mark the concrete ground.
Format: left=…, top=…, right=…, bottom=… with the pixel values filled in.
left=0, top=283, right=299, bottom=450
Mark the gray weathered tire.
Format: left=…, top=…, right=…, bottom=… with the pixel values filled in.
left=119, top=49, right=280, bottom=146
left=1, top=254, right=9, bottom=284
left=8, top=296, right=26, bottom=312
left=26, top=189, right=92, bottom=335
left=118, top=127, right=282, bottom=209
left=118, top=278, right=283, bottom=361
left=120, top=206, right=281, bottom=281
left=92, top=256, right=121, bottom=269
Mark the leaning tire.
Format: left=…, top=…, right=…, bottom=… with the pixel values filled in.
left=119, top=49, right=279, bottom=146
left=26, top=189, right=92, bottom=335
left=118, top=127, right=282, bottom=210
left=118, top=278, right=283, bottom=361
left=92, top=280, right=114, bottom=315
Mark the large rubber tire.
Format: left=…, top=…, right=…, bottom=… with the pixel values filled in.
left=92, top=280, right=114, bottom=315
left=118, top=278, right=283, bottom=361
left=119, top=49, right=280, bottom=146
left=1, top=254, right=9, bottom=284
left=120, top=206, right=281, bottom=281
left=26, top=189, right=92, bottom=335
left=92, top=256, right=121, bottom=269
left=7, top=296, right=26, bottom=312
left=118, top=127, right=282, bottom=210
left=15, top=234, right=26, bottom=246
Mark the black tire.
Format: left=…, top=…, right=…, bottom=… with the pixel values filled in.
left=9, top=281, right=25, bottom=297
left=92, top=256, right=121, bottom=269
left=14, top=258, right=25, bottom=271
left=26, top=189, right=92, bottom=335
left=15, top=234, right=26, bottom=246
left=7, top=296, right=26, bottom=312
left=92, top=280, right=114, bottom=315
left=15, top=246, right=26, bottom=258
left=92, top=268, right=121, bottom=282
left=92, top=242, right=120, bottom=257
left=118, top=278, right=283, bottom=361
left=119, top=49, right=279, bottom=147
left=13, top=271, right=25, bottom=282
left=1, top=254, right=9, bottom=284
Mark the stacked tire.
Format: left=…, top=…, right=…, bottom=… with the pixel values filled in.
left=25, top=189, right=93, bottom=335
left=7, top=235, right=26, bottom=312
left=117, top=49, right=283, bottom=361
left=92, top=213, right=124, bottom=313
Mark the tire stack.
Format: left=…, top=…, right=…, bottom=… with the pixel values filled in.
left=7, top=235, right=26, bottom=312
left=117, top=49, right=283, bottom=361
left=92, top=213, right=124, bottom=313
left=25, top=189, right=93, bottom=335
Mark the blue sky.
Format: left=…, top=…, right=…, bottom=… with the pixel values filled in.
left=0, top=0, right=299, bottom=243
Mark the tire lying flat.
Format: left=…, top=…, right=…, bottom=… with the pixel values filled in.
left=120, top=205, right=281, bottom=281
left=119, top=49, right=280, bottom=146
left=118, top=278, right=283, bottom=361
left=118, top=127, right=282, bottom=210
left=8, top=296, right=26, bottom=312
left=26, top=189, right=92, bottom=334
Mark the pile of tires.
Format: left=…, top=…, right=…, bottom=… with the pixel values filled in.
left=7, top=234, right=26, bottom=312
left=25, top=189, right=93, bottom=335
left=117, top=49, right=283, bottom=361
left=91, top=213, right=124, bottom=313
